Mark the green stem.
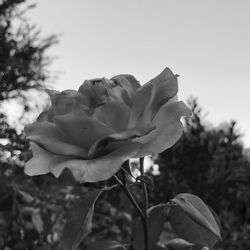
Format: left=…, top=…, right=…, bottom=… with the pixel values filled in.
left=139, top=157, right=149, bottom=250
left=115, top=160, right=150, bottom=250
left=114, top=173, right=144, bottom=220
left=140, top=158, right=149, bottom=209
left=123, top=183, right=145, bottom=221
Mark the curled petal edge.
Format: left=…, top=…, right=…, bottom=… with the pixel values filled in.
left=50, top=142, right=142, bottom=183
left=24, top=142, right=142, bottom=183
left=133, top=101, right=192, bottom=157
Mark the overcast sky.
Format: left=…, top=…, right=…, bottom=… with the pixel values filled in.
left=27, top=0, right=250, bottom=147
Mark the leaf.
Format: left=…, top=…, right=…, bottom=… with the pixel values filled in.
left=32, top=212, right=44, bottom=233
left=133, top=204, right=166, bottom=250
left=60, top=189, right=103, bottom=250
left=169, top=193, right=221, bottom=249
left=18, top=190, right=34, bottom=203
left=86, top=240, right=127, bottom=250
left=207, top=205, right=222, bottom=233
left=165, top=238, right=194, bottom=249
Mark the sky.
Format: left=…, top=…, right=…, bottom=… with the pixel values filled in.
left=26, top=0, right=250, bottom=147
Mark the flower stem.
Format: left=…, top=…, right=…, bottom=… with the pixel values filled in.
left=123, top=183, right=145, bottom=221
left=115, top=160, right=150, bottom=250
left=114, top=173, right=144, bottom=220
left=139, top=157, right=149, bottom=250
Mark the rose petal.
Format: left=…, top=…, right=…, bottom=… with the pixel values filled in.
left=54, top=114, right=115, bottom=149
left=78, top=79, right=110, bottom=107
left=129, top=68, right=178, bottom=127
left=154, top=101, right=191, bottom=128
left=37, top=110, right=50, bottom=122
left=128, top=84, right=154, bottom=128
left=145, top=68, right=178, bottom=117
left=111, top=74, right=141, bottom=105
left=46, top=89, right=89, bottom=120
left=88, top=123, right=155, bottom=158
left=50, top=142, right=142, bottom=183
left=24, top=143, right=68, bottom=176
left=93, top=101, right=130, bottom=132
left=25, top=122, right=88, bottom=158
left=134, top=101, right=191, bottom=157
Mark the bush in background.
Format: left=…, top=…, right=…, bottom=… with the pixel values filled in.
left=152, top=98, right=250, bottom=249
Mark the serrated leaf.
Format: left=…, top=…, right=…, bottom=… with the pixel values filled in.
left=165, top=238, right=194, bottom=249
left=169, top=193, right=221, bottom=249
left=60, top=189, right=103, bottom=250
left=86, top=240, right=127, bottom=250
left=133, top=204, right=166, bottom=250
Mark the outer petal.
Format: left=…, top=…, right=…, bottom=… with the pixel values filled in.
left=24, top=143, right=69, bottom=176
left=54, top=114, right=115, bottom=149
left=93, top=101, right=130, bottom=132
left=25, top=122, right=88, bottom=158
left=134, top=101, right=191, bottom=157
left=128, top=84, right=154, bottom=128
left=129, top=68, right=178, bottom=127
left=37, top=110, right=50, bottom=122
left=88, top=123, right=155, bottom=158
left=50, top=142, right=142, bottom=183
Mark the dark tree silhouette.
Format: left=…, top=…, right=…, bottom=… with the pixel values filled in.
left=152, top=98, right=250, bottom=249
left=0, top=0, right=57, bottom=101
left=0, top=1, right=59, bottom=248
left=0, top=0, right=57, bottom=165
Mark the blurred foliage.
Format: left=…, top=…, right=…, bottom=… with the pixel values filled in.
left=0, top=0, right=59, bottom=249
left=0, top=1, right=250, bottom=249
left=0, top=0, right=57, bottom=101
left=151, top=97, right=250, bottom=250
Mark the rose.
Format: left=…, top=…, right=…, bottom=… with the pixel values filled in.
left=24, top=67, right=191, bottom=183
